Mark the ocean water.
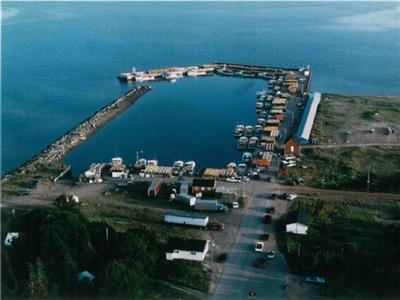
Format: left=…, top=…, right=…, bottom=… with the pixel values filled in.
left=2, top=2, right=400, bottom=175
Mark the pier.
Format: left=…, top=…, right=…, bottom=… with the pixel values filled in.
left=4, top=86, right=151, bottom=180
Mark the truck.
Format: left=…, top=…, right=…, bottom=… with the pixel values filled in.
left=194, top=200, right=229, bottom=212
left=164, top=213, right=209, bottom=228
left=177, top=193, right=196, bottom=206
left=207, top=221, right=225, bottom=231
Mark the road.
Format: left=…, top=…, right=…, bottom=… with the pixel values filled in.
left=301, top=143, right=400, bottom=149
left=211, top=179, right=289, bottom=300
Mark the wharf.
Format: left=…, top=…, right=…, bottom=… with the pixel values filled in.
left=3, top=86, right=151, bottom=180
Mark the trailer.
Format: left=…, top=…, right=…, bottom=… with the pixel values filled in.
left=164, top=212, right=209, bottom=228
left=177, top=193, right=196, bottom=206
left=195, top=200, right=228, bottom=212
left=147, top=179, right=162, bottom=197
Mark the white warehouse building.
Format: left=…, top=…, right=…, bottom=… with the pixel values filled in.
left=296, top=92, right=321, bottom=144
left=165, top=238, right=210, bottom=261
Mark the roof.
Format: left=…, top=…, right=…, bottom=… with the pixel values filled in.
left=296, top=92, right=321, bottom=144
left=192, top=179, right=215, bottom=188
left=165, top=238, right=208, bottom=253
left=287, top=211, right=310, bottom=226
left=285, top=137, right=300, bottom=147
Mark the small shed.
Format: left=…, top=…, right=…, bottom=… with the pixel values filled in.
left=286, top=211, right=310, bottom=235
left=284, top=138, right=301, bottom=158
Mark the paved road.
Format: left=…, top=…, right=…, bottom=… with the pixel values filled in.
left=301, top=143, right=400, bottom=149
left=211, top=180, right=289, bottom=300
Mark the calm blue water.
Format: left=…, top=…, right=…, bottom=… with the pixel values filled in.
left=2, top=2, right=400, bottom=175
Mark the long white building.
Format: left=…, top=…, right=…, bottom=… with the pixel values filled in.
left=296, top=92, right=321, bottom=144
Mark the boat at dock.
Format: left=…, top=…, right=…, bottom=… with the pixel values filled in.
left=184, top=161, right=196, bottom=175
left=242, top=152, right=253, bottom=163
left=164, top=72, right=184, bottom=81
left=187, top=68, right=207, bottom=77
left=135, top=158, right=147, bottom=169
left=248, top=137, right=259, bottom=149
left=234, top=124, right=245, bottom=138
left=237, top=136, right=248, bottom=150
left=135, top=72, right=156, bottom=82
left=215, top=65, right=235, bottom=76
left=244, top=125, right=253, bottom=137
left=172, top=160, right=184, bottom=175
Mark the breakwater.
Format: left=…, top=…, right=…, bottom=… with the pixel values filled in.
left=4, top=86, right=151, bottom=178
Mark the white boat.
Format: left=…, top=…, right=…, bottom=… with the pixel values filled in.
left=164, top=72, right=183, bottom=81
left=135, top=72, right=155, bottom=82
left=237, top=136, right=249, bottom=150
left=173, top=160, right=184, bottom=168
left=234, top=124, right=245, bottom=138
left=248, top=137, right=259, bottom=149
left=187, top=68, right=207, bottom=77
left=242, top=152, right=253, bottom=163
left=146, top=160, right=158, bottom=166
left=184, top=161, right=196, bottom=174
left=244, top=125, right=253, bottom=137
left=135, top=158, right=147, bottom=168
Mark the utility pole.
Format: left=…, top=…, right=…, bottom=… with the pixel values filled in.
left=367, top=165, right=371, bottom=192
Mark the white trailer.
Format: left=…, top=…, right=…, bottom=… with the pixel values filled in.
left=164, top=213, right=209, bottom=228
left=177, top=193, right=196, bottom=206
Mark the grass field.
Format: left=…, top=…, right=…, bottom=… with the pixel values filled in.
left=312, top=94, right=400, bottom=144
left=277, top=198, right=400, bottom=298
left=287, top=146, right=400, bottom=193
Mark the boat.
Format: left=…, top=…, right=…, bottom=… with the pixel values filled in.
left=256, top=102, right=264, bottom=113
left=146, top=160, right=158, bottom=166
left=248, top=137, right=259, bottom=149
left=187, top=68, right=207, bottom=77
left=241, top=71, right=256, bottom=78
left=172, top=160, right=184, bottom=175
left=237, top=136, right=248, bottom=150
left=257, top=118, right=266, bottom=126
left=227, top=162, right=237, bottom=170
left=242, top=152, right=253, bottom=163
left=256, top=90, right=267, bottom=99
left=164, top=72, right=183, bottom=81
left=254, top=125, right=263, bottom=134
left=237, top=163, right=247, bottom=174
left=244, top=125, right=253, bottom=137
left=215, top=65, right=235, bottom=76
left=135, top=72, right=156, bottom=82
left=259, top=111, right=268, bottom=118
left=184, top=161, right=196, bottom=174
left=135, top=158, right=147, bottom=169
left=234, top=124, right=245, bottom=138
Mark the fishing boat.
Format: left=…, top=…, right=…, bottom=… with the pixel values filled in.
left=256, top=90, right=267, bottom=99
left=184, top=161, right=196, bottom=175
left=241, top=71, right=256, bottom=78
left=135, top=158, right=147, bottom=169
left=242, top=152, right=253, bottom=163
left=135, top=72, right=156, bottom=82
left=237, top=163, right=247, bottom=174
left=172, top=160, right=184, bottom=175
left=237, top=136, right=248, bottom=150
left=244, top=125, right=253, bottom=137
left=164, top=72, right=183, bottom=81
left=146, top=160, right=158, bottom=166
left=257, top=118, right=266, bottom=126
left=248, top=137, right=259, bottom=149
left=254, top=125, right=263, bottom=134
left=215, top=65, right=235, bottom=76
left=256, top=102, right=264, bottom=113
left=234, top=124, right=245, bottom=138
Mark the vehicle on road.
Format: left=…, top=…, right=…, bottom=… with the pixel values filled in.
left=304, top=276, right=326, bottom=284
left=232, top=201, right=239, bottom=209
left=255, top=242, right=264, bottom=252
left=218, top=253, right=228, bottom=263
left=279, top=193, right=289, bottom=199
left=226, top=177, right=241, bottom=183
left=255, top=257, right=267, bottom=268
left=266, top=251, right=275, bottom=259
left=270, top=193, right=277, bottom=200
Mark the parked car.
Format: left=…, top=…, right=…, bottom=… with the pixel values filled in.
left=286, top=194, right=298, bottom=201
left=270, top=193, right=277, bottom=200
left=266, top=207, right=275, bottom=214
left=255, top=257, right=267, bottom=268
left=218, top=253, right=228, bottom=263
left=266, top=251, right=275, bottom=259
left=265, top=177, right=272, bottom=182
left=304, top=276, right=326, bottom=284
left=279, top=193, right=289, bottom=199
left=208, top=221, right=225, bottom=231
left=255, top=241, right=264, bottom=252
left=296, top=178, right=305, bottom=185
left=226, top=177, right=241, bottom=183
left=232, top=201, right=239, bottom=209
left=263, top=215, right=272, bottom=224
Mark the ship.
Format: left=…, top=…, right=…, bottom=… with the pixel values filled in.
left=234, top=124, right=245, bottom=138
left=187, top=68, right=207, bottom=77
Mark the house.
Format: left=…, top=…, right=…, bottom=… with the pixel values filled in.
left=148, top=179, right=162, bottom=197
left=165, top=237, right=210, bottom=261
left=284, top=138, right=301, bottom=157
left=191, top=179, right=216, bottom=196
left=286, top=211, right=310, bottom=235
left=4, top=232, right=19, bottom=247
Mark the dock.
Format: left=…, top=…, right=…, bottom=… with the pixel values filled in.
left=4, top=86, right=151, bottom=180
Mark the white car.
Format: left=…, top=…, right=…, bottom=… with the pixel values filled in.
left=255, top=241, right=264, bottom=252
left=286, top=194, right=298, bottom=201
left=287, top=163, right=297, bottom=168
left=285, top=156, right=296, bottom=160
left=226, top=177, right=241, bottom=183
left=266, top=250, right=275, bottom=259
left=232, top=201, right=239, bottom=209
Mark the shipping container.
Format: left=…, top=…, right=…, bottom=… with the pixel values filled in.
left=164, top=213, right=209, bottom=228
left=177, top=193, right=196, bottom=206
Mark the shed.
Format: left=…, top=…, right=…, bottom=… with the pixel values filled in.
left=284, top=138, right=301, bottom=157
left=165, top=238, right=209, bottom=261
left=286, top=211, right=310, bottom=235
left=148, top=179, right=162, bottom=197
left=296, top=92, right=321, bottom=144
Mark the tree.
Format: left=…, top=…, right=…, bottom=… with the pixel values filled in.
left=25, top=258, right=49, bottom=300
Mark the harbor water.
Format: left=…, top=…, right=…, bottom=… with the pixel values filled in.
left=2, top=2, right=400, bottom=175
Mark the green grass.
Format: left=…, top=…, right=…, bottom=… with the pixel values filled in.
left=288, top=147, right=400, bottom=193
left=277, top=198, right=400, bottom=298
